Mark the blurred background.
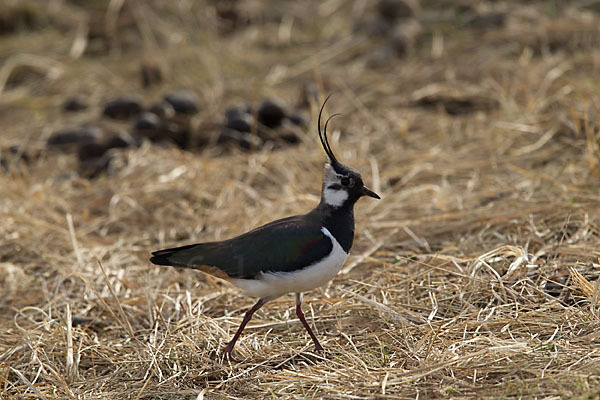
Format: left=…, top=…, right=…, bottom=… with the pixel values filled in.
left=1, top=0, right=599, bottom=173
left=2, top=0, right=600, bottom=398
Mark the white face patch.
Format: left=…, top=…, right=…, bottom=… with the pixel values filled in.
left=321, top=164, right=349, bottom=207
left=323, top=186, right=349, bottom=207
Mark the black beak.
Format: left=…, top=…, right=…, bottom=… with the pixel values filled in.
left=361, top=185, right=380, bottom=199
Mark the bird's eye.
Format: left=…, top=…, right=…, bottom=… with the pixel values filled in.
left=341, top=177, right=350, bottom=186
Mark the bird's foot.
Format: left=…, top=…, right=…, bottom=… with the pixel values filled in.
left=223, top=343, right=242, bottom=363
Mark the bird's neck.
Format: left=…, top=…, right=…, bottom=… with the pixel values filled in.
left=313, top=200, right=355, bottom=253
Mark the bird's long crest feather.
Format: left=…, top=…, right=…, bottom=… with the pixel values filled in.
left=318, top=95, right=340, bottom=166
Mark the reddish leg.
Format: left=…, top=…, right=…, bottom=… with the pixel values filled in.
left=295, top=293, right=324, bottom=352
left=223, top=297, right=271, bottom=362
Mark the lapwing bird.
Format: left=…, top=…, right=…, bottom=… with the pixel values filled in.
left=150, top=97, right=380, bottom=361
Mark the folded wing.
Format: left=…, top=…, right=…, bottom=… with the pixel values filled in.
left=150, top=215, right=333, bottom=279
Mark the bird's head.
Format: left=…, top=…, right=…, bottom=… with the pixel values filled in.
left=317, top=96, right=380, bottom=208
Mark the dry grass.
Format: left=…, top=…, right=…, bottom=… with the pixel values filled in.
left=2, top=1, right=600, bottom=399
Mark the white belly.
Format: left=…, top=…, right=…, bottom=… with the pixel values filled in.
left=229, top=227, right=349, bottom=298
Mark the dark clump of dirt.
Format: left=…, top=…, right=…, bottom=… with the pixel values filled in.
left=219, top=98, right=307, bottom=150
left=0, top=3, right=47, bottom=35
left=42, top=90, right=309, bottom=179
left=102, top=95, right=144, bottom=120
left=63, top=95, right=89, bottom=112
left=47, top=124, right=139, bottom=178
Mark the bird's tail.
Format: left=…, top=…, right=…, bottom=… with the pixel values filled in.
left=149, top=244, right=199, bottom=267
left=150, top=243, right=233, bottom=280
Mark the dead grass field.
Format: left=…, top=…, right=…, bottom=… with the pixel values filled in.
left=1, top=1, right=600, bottom=399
